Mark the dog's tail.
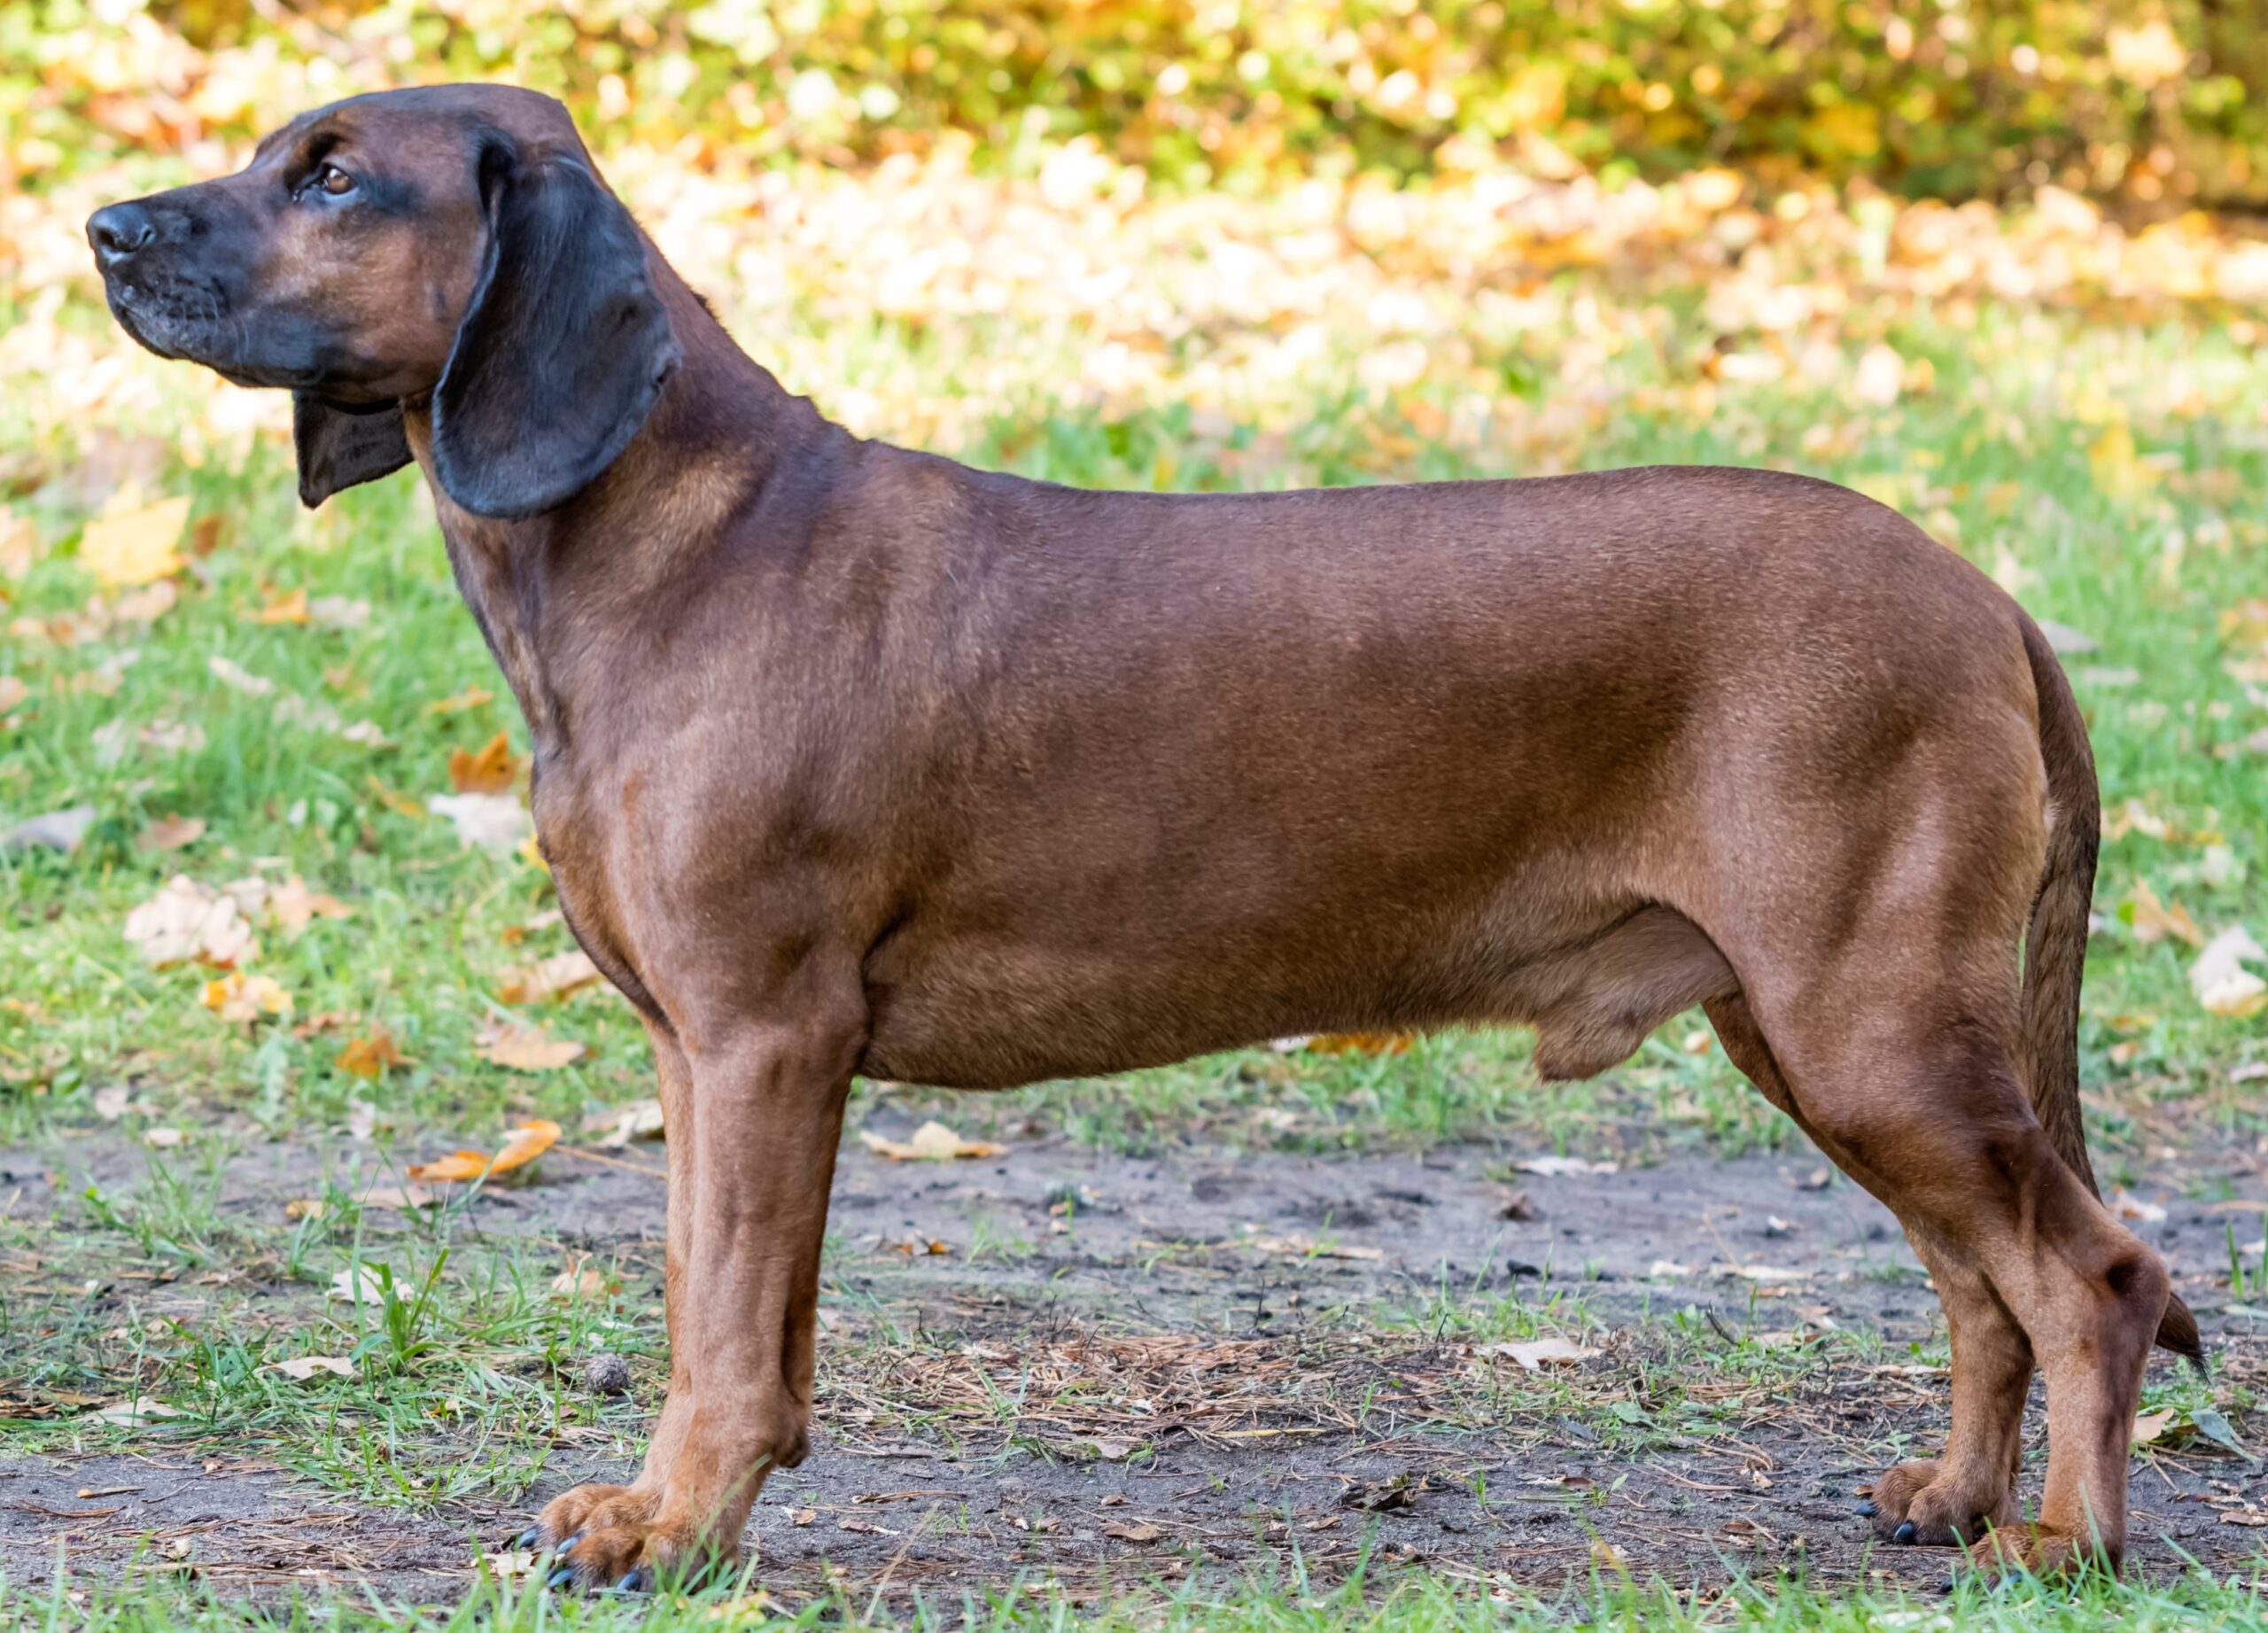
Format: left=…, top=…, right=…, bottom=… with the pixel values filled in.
left=2018, top=613, right=2203, bottom=1372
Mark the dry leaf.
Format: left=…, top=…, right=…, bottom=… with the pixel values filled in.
left=1304, top=1031, right=1413, bottom=1055
left=0, top=674, right=30, bottom=715
left=448, top=730, right=522, bottom=794
left=499, top=950, right=602, bottom=1004
left=92, top=1400, right=183, bottom=1425
left=308, top=595, right=370, bottom=630
left=408, top=1118, right=563, bottom=1181
left=337, top=1031, right=408, bottom=1080
left=424, top=684, right=494, bottom=715
left=113, top=579, right=178, bottom=624
left=359, top=1184, right=438, bottom=1211
left=1515, top=1155, right=1619, bottom=1177
left=2133, top=1408, right=2176, bottom=1445
left=268, top=876, right=350, bottom=936
left=2192, top=926, right=2268, bottom=1018
left=200, top=972, right=292, bottom=1026
left=206, top=655, right=273, bottom=696
left=550, top=1259, right=616, bottom=1300
left=143, top=1126, right=188, bottom=1148
left=253, top=587, right=309, bottom=625
left=1475, top=1337, right=1596, bottom=1371
left=2110, top=1189, right=2169, bottom=1225
left=858, top=1119, right=1006, bottom=1161
left=124, top=875, right=258, bottom=968
left=474, top=1016, right=585, bottom=1071
left=266, top=1356, right=353, bottom=1381
left=789, top=1508, right=817, bottom=1527
left=329, top=1265, right=387, bottom=1302
left=583, top=1097, right=666, bottom=1147
left=1104, top=1520, right=1162, bottom=1543
left=429, top=792, right=532, bottom=853
left=1722, top=1264, right=1810, bottom=1283
left=284, top=1198, right=325, bottom=1221
left=79, top=494, right=190, bottom=587
left=1248, top=1233, right=1384, bottom=1261
left=2126, top=882, right=2205, bottom=947
left=133, top=814, right=205, bottom=853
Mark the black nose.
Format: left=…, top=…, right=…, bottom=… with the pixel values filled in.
left=88, top=202, right=157, bottom=268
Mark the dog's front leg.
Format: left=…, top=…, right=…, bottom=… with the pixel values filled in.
left=537, top=993, right=863, bottom=1591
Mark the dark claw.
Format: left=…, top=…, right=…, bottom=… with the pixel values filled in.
left=513, top=1527, right=542, bottom=1551
left=615, top=1567, right=650, bottom=1594
left=1894, top=1520, right=1918, bottom=1545
left=1855, top=1502, right=1877, bottom=1519
left=558, top=1531, right=583, bottom=1552
left=547, top=1566, right=578, bottom=1590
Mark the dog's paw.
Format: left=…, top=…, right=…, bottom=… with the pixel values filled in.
left=1858, top=1459, right=2016, bottom=1548
left=524, top=1485, right=735, bottom=1593
left=1961, top=1524, right=2118, bottom=1578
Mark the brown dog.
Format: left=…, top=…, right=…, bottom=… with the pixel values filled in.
left=90, top=85, right=2198, bottom=1587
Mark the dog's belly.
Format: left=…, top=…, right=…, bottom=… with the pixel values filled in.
left=858, top=883, right=1736, bottom=1092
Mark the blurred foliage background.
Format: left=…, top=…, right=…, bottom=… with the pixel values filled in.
left=9, top=0, right=2268, bottom=207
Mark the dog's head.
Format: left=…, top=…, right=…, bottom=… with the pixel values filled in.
left=88, top=84, right=680, bottom=518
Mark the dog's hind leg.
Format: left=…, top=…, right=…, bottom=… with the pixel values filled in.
left=1737, top=970, right=2164, bottom=1575
left=1705, top=990, right=2030, bottom=1549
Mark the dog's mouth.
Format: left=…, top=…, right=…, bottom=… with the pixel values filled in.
left=101, top=273, right=323, bottom=392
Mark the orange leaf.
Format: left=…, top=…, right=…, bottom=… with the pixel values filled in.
left=407, top=1119, right=561, bottom=1183
left=1305, top=1031, right=1413, bottom=1056
left=449, top=731, right=521, bottom=795
left=253, top=587, right=310, bottom=625
left=337, top=1031, right=409, bottom=1080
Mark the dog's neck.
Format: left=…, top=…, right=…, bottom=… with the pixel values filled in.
left=402, top=259, right=841, bottom=760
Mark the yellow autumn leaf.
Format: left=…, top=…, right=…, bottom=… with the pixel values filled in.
left=474, top=1015, right=585, bottom=1070
left=201, top=972, right=293, bottom=1025
left=407, top=1118, right=562, bottom=1182
left=858, top=1119, right=1007, bottom=1161
left=79, top=494, right=190, bottom=587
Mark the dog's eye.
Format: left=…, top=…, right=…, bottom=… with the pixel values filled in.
left=315, top=164, right=355, bottom=197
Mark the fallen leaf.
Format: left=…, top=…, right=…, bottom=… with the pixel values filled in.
left=266, top=1356, right=353, bottom=1381
left=549, top=1258, right=616, bottom=1300
left=359, top=1184, right=438, bottom=1211
left=408, top=1118, right=563, bottom=1182
left=424, top=683, right=494, bottom=715
left=2188, top=1406, right=2257, bottom=1462
left=252, top=587, right=309, bottom=625
left=448, top=730, right=522, bottom=794
left=200, top=972, right=292, bottom=1026
left=483, top=1549, right=541, bottom=1581
left=123, top=875, right=258, bottom=968
left=143, top=1126, right=188, bottom=1148
left=268, top=875, right=351, bottom=936
left=1721, top=1264, right=1810, bottom=1283
left=1304, top=1031, right=1413, bottom=1055
left=429, top=792, right=532, bottom=852
left=308, top=595, right=370, bottom=630
left=91, top=1400, right=183, bottom=1425
left=284, top=1198, right=325, bottom=1221
left=858, top=1119, right=1006, bottom=1161
left=1, top=804, right=97, bottom=854
left=1104, top=1520, right=1162, bottom=1543
left=92, top=1085, right=141, bottom=1122
left=133, top=813, right=205, bottom=853
left=2125, top=882, right=2205, bottom=947
left=2220, top=1511, right=2268, bottom=1528
left=206, top=654, right=274, bottom=696
left=0, top=674, right=27, bottom=714
left=2192, top=926, right=2268, bottom=1017
left=1248, top=1233, right=1385, bottom=1261
left=328, top=1265, right=388, bottom=1303
left=2133, top=1408, right=2176, bottom=1445
left=1515, top=1155, right=1619, bottom=1177
left=2110, top=1189, right=2168, bottom=1225
left=1474, top=1337, right=1596, bottom=1371
left=474, top=1017, right=585, bottom=1071
left=1341, top=1474, right=1423, bottom=1512
left=789, top=1508, right=817, bottom=1527
left=499, top=949, right=602, bottom=1004
left=79, top=494, right=190, bottom=587
left=583, top=1097, right=666, bottom=1147
left=337, top=1031, right=409, bottom=1080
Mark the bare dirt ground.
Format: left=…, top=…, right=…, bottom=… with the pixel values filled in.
left=4, top=1120, right=2264, bottom=1604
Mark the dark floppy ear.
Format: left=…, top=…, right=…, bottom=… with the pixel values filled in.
left=292, top=393, right=411, bottom=509
left=431, top=152, right=680, bottom=520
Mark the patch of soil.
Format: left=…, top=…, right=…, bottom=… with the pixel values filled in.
left=3, top=1125, right=2263, bottom=1602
